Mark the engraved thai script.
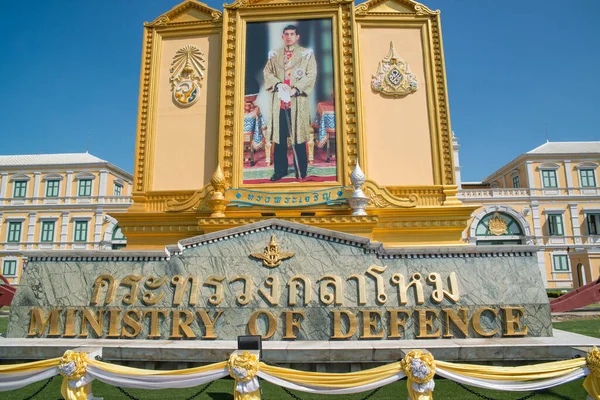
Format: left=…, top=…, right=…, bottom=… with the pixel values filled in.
left=87, top=269, right=462, bottom=308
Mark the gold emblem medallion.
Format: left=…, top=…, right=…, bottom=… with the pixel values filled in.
left=250, top=234, right=294, bottom=268
left=371, top=41, right=418, bottom=97
left=488, top=212, right=508, bottom=236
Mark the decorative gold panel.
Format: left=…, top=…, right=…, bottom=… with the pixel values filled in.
left=354, top=0, right=456, bottom=189
left=133, top=0, right=223, bottom=195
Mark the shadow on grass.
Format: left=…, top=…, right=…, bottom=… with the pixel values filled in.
left=207, top=392, right=233, bottom=400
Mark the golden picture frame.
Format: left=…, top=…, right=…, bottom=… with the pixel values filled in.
left=220, top=0, right=357, bottom=190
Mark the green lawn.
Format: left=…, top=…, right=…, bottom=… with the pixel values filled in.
left=0, top=317, right=6, bottom=335
left=553, top=318, right=600, bottom=338
left=0, top=375, right=589, bottom=400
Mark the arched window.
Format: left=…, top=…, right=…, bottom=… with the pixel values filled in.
left=475, top=212, right=524, bottom=245
left=111, top=225, right=127, bottom=250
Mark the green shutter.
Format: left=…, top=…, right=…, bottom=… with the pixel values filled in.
left=46, top=180, right=60, bottom=197
left=41, top=221, right=55, bottom=242
left=2, top=260, right=17, bottom=276
left=7, top=222, right=22, bottom=242
left=74, top=221, right=88, bottom=242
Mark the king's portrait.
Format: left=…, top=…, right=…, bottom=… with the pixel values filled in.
left=242, top=19, right=338, bottom=185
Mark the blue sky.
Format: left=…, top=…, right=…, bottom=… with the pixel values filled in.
left=1, top=0, right=598, bottom=182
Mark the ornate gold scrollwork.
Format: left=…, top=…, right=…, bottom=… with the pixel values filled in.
left=165, top=185, right=212, bottom=212
left=372, top=41, right=418, bottom=97
left=250, top=235, right=294, bottom=268
left=363, top=180, right=418, bottom=208
left=354, top=0, right=438, bottom=16
left=354, top=3, right=369, bottom=14
left=224, top=0, right=250, bottom=10
left=170, top=45, right=206, bottom=107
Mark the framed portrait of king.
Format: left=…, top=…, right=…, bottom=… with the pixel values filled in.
left=225, top=1, right=346, bottom=188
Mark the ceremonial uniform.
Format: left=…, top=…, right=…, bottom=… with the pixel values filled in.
left=264, top=44, right=317, bottom=180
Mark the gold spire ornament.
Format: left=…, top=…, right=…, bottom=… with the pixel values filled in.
left=208, top=165, right=228, bottom=218
left=371, top=41, right=418, bottom=97
left=488, top=212, right=508, bottom=236
left=170, top=45, right=206, bottom=106
left=250, top=235, right=294, bottom=268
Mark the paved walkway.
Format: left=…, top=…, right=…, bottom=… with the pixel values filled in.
left=552, top=307, right=600, bottom=321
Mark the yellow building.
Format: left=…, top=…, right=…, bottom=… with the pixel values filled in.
left=458, top=141, right=600, bottom=289
left=0, top=153, right=132, bottom=284
left=117, top=0, right=476, bottom=249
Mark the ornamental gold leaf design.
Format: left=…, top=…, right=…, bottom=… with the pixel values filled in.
left=372, top=41, right=418, bottom=97
left=166, top=185, right=212, bottom=212
left=250, top=235, right=294, bottom=268
left=363, top=180, right=418, bottom=208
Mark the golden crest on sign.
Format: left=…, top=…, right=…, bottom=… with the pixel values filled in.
left=170, top=45, right=206, bottom=107
left=250, top=234, right=294, bottom=268
left=488, top=213, right=508, bottom=236
left=372, top=41, right=418, bottom=97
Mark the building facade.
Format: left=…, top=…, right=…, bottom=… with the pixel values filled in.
left=0, top=153, right=132, bottom=284
left=458, top=141, right=600, bottom=289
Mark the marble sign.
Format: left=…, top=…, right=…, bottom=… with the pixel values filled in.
left=7, top=219, right=552, bottom=340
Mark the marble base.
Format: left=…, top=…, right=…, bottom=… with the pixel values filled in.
left=0, top=329, right=596, bottom=370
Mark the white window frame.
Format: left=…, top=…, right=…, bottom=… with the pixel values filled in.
left=38, top=217, right=59, bottom=249
left=77, top=179, right=93, bottom=197
left=2, top=258, right=18, bottom=277
left=538, top=163, right=560, bottom=194
left=547, top=214, right=565, bottom=236
left=114, top=183, right=123, bottom=197
left=542, top=208, right=566, bottom=244
left=512, top=175, right=520, bottom=188
left=12, top=180, right=28, bottom=198
left=6, top=220, right=23, bottom=243
left=551, top=253, right=570, bottom=273
left=40, top=220, right=56, bottom=243
left=576, top=162, right=598, bottom=193
left=74, top=172, right=96, bottom=199
left=73, top=220, right=89, bottom=243
left=45, top=179, right=60, bottom=197
left=583, top=209, right=600, bottom=243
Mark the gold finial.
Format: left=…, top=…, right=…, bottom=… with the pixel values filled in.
left=208, top=164, right=228, bottom=218
left=211, top=164, right=226, bottom=192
